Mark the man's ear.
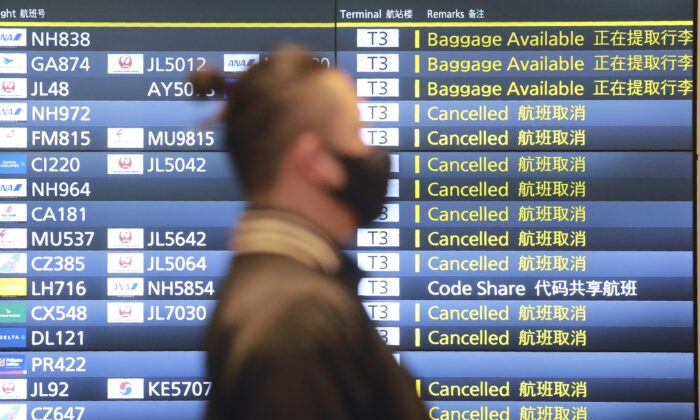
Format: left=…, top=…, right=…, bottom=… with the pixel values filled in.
left=290, top=131, right=345, bottom=189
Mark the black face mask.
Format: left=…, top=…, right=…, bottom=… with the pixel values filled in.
left=332, top=149, right=390, bottom=226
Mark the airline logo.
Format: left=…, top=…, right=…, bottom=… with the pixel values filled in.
left=0, top=30, right=26, bottom=48
left=107, top=253, right=144, bottom=274
left=107, top=154, right=143, bottom=175
left=0, top=305, right=24, bottom=323
left=107, top=128, right=144, bottom=149
left=0, top=156, right=25, bottom=175
left=0, top=230, right=26, bottom=250
left=107, top=378, right=144, bottom=399
left=0, top=80, right=26, bottom=100
left=0, top=255, right=25, bottom=275
left=0, top=129, right=28, bottom=149
left=107, top=278, right=144, bottom=297
left=0, top=403, right=26, bottom=420
left=0, top=104, right=26, bottom=123
left=107, top=228, right=144, bottom=249
left=0, top=329, right=25, bottom=348
left=0, top=54, right=27, bottom=74
left=0, top=205, right=27, bottom=223
left=223, top=54, right=259, bottom=72
left=107, top=302, right=144, bottom=323
left=0, top=355, right=26, bottom=375
left=107, top=54, right=144, bottom=74
left=0, top=180, right=25, bottom=198
left=0, top=379, right=25, bottom=400
left=0, top=279, right=26, bottom=297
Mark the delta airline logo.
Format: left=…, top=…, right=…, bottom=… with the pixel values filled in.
left=0, top=80, right=26, bottom=99
left=0, top=379, right=25, bottom=400
left=0, top=180, right=26, bottom=198
left=0, top=355, right=26, bottom=375
left=0, top=403, right=26, bottom=420
left=107, top=378, right=144, bottom=399
left=223, top=54, right=259, bottom=72
left=0, top=230, right=26, bottom=250
left=0, top=329, right=25, bottom=349
left=0, top=255, right=25, bottom=275
left=0, top=30, right=26, bottom=48
left=107, top=253, right=144, bottom=274
left=107, top=228, right=144, bottom=249
left=0, top=205, right=27, bottom=223
left=0, top=104, right=26, bottom=123
left=0, top=279, right=26, bottom=297
left=107, top=278, right=144, bottom=297
left=107, top=154, right=143, bottom=175
left=107, top=302, right=144, bottom=323
left=107, top=128, right=144, bottom=149
left=107, top=54, right=144, bottom=74
left=0, top=129, right=27, bottom=149
left=0, top=54, right=27, bottom=74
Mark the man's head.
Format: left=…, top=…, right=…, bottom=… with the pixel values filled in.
left=193, top=46, right=389, bottom=242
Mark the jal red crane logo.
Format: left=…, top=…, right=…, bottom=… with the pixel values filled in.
left=1, top=381, right=15, bottom=394
left=118, top=156, right=132, bottom=169
left=1, top=80, right=15, bottom=94
left=119, top=304, right=132, bottom=318
left=118, top=55, right=133, bottom=69
left=119, top=256, right=132, bottom=268
left=119, top=230, right=133, bottom=244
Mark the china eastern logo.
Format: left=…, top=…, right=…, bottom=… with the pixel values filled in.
left=107, top=54, right=144, bottom=74
left=107, top=378, right=144, bottom=399
left=0, top=30, right=26, bottom=48
left=0, top=129, right=27, bottom=149
left=107, top=128, right=144, bottom=149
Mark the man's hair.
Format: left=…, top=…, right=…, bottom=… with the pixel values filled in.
left=192, top=46, right=328, bottom=194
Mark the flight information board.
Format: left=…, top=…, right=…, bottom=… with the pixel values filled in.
left=0, top=0, right=695, bottom=419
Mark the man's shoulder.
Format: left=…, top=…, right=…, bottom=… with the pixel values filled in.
left=211, top=253, right=364, bottom=349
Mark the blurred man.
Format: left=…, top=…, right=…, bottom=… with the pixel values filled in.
left=196, top=47, right=429, bottom=420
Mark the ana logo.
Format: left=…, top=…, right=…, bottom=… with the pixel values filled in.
left=0, top=104, right=26, bottom=122
left=107, top=54, right=144, bottom=74
left=223, top=54, right=260, bottom=72
left=118, top=156, right=132, bottom=169
left=107, top=278, right=144, bottom=297
left=1, top=82, right=13, bottom=94
left=0, top=180, right=25, bottom=198
left=118, top=56, right=133, bottom=69
left=0, top=128, right=27, bottom=149
left=107, top=128, right=144, bottom=149
left=0, top=30, right=26, bottom=48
